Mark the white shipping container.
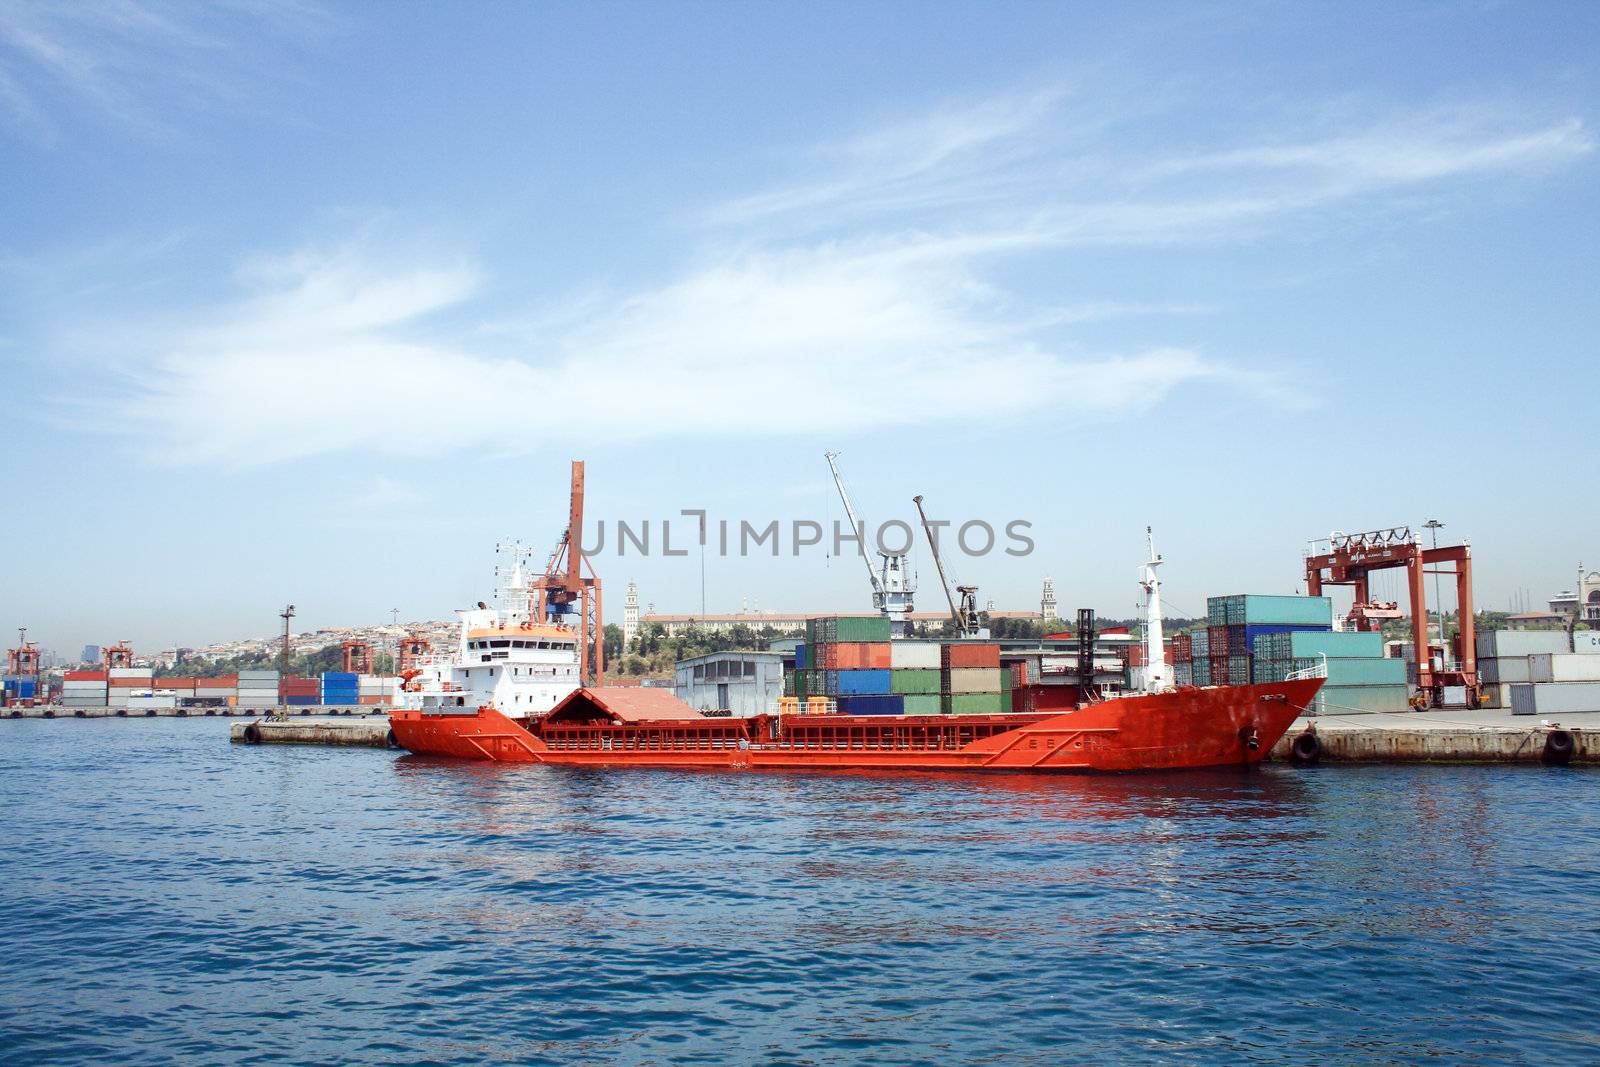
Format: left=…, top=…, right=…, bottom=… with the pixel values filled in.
left=889, top=641, right=942, bottom=670
left=1574, top=631, right=1600, bottom=653
left=947, top=667, right=1006, bottom=694
left=196, top=688, right=236, bottom=697
left=128, top=694, right=177, bottom=710
left=63, top=681, right=109, bottom=691
left=109, top=668, right=154, bottom=679
left=1529, top=653, right=1600, bottom=684
left=1509, top=682, right=1600, bottom=716
left=1476, top=630, right=1570, bottom=659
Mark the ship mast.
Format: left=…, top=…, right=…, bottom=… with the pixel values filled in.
left=1140, top=526, right=1169, bottom=693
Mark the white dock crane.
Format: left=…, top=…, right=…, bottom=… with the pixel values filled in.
left=912, top=494, right=985, bottom=639
left=825, top=452, right=915, bottom=637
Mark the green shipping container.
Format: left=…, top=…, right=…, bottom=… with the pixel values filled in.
left=1313, top=684, right=1410, bottom=716
left=1287, top=631, right=1385, bottom=660
left=942, top=692, right=1010, bottom=715
left=811, top=616, right=891, bottom=642
left=890, top=669, right=941, bottom=695
left=901, top=694, right=943, bottom=715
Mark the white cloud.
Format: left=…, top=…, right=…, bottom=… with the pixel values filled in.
left=71, top=87, right=1590, bottom=467
left=106, top=239, right=1269, bottom=467
left=0, top=0, right=327, bottom=136
left=348, top=477, right=426, bottom=510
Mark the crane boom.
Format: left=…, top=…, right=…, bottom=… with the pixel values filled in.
left=913, top=494, right=964, bottom=631
left=825, top=452, right=884, bottom=597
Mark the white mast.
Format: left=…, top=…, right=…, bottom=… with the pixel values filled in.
left=1140, top=526, right=1169, bottom=693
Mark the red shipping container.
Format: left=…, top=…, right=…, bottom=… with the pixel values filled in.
left=193, top=675, right=239, bottom=687
left=941, top=643, right=1000, bottom=668
left=65, top=671, right=107, bottom=682
left=154, top=678, right=196, bottom=691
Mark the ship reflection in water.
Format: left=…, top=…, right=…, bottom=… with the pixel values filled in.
left=5, top=722, right=1597, bottom=1065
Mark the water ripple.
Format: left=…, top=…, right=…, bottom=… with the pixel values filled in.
left=0, top=720, right=1597, bottom=1064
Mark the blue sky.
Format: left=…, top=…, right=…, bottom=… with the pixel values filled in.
left=1, top=2, right=1596, bottom=653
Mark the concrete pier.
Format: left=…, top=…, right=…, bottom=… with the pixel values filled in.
left=4, top=705, right=387, bottom=720
left=229, top=716, right=396, bottom=748
left=11, top=703, right=1599, bottom=765
left=1270, top=708, right=1599, bottom=765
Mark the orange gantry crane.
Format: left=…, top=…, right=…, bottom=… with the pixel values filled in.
left=341, top=640, right=374, bottom=674
left=1304, top=525, right=1477, bottom=708
left=534, top=460, right=603, bottom=685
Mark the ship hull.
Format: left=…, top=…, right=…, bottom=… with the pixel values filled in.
left=389, top=679, right=1321, bottom=773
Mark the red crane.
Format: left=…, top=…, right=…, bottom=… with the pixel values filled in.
left=1304, top=525, right=1477, bottom=708
left=533, top=460, right=604, bottom=685
left=340, top=640, right=374, bottom=674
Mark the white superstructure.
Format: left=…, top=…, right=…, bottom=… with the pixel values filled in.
left=1140, top=527, right=1170, bottom=694
left=403, top=554, right=582, bottom=717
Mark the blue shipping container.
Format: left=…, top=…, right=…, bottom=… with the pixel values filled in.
left=321, top=673, right=358, bottom=684
left=794, top=644, right=807, bottom=670
left=837, top=694, right=905, bottom=715
left=837, top=669, right=892, bottom=695
left=287, top=696, right=318, bottom=705
left=18, top=681, right=37, bottom=697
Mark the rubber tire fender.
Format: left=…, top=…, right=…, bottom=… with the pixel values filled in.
left=243, top=722, right=263, bottom=745
left=385, top=728, right=400, bottom=749
left=1290, top=731, right=1322, bottom=765
left=1543, top=729, right=1576, bottom=766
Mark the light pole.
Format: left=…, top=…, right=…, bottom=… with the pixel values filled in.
left=1423, top=519, right=1446, bottom=666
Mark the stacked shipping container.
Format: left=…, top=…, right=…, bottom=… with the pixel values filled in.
left=1251, top=630, right=1409, bottom=715
left=1476, top=630, right=1600, bottom=715
left=785, top=618, right=1012, bottom=715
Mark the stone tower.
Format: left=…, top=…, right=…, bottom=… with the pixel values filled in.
left=1041, top=576, right=1057, bottom=622
left=623, top=580, right=640, bottom=648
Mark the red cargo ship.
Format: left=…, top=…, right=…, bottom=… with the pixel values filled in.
left=389, top=477, right=1324, bottom=774
left=389, top=676, right=1322, bottom=772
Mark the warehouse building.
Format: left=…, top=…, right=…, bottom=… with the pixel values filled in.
left=674, top=651, right=787, bottom=716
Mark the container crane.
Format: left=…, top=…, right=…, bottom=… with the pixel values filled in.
left=912, top=494, right=983, bottom=638
left=825, top=452, right=915, bottom=636
left=534, top=460, right=604, bottom=684
left=1304, top=524, right=1477, bottom=708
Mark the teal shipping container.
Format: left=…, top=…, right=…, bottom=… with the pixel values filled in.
left=1287, top=631, right=1385, bottom=660
left=1208, top=595, right=1334, bottom=627
left=1313, top=684, right=1410, bottom=715
left=1306, top=657, right=1408, bottom=686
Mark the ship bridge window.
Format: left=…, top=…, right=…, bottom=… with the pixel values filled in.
left=491, top=640, right=510, bottom=648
